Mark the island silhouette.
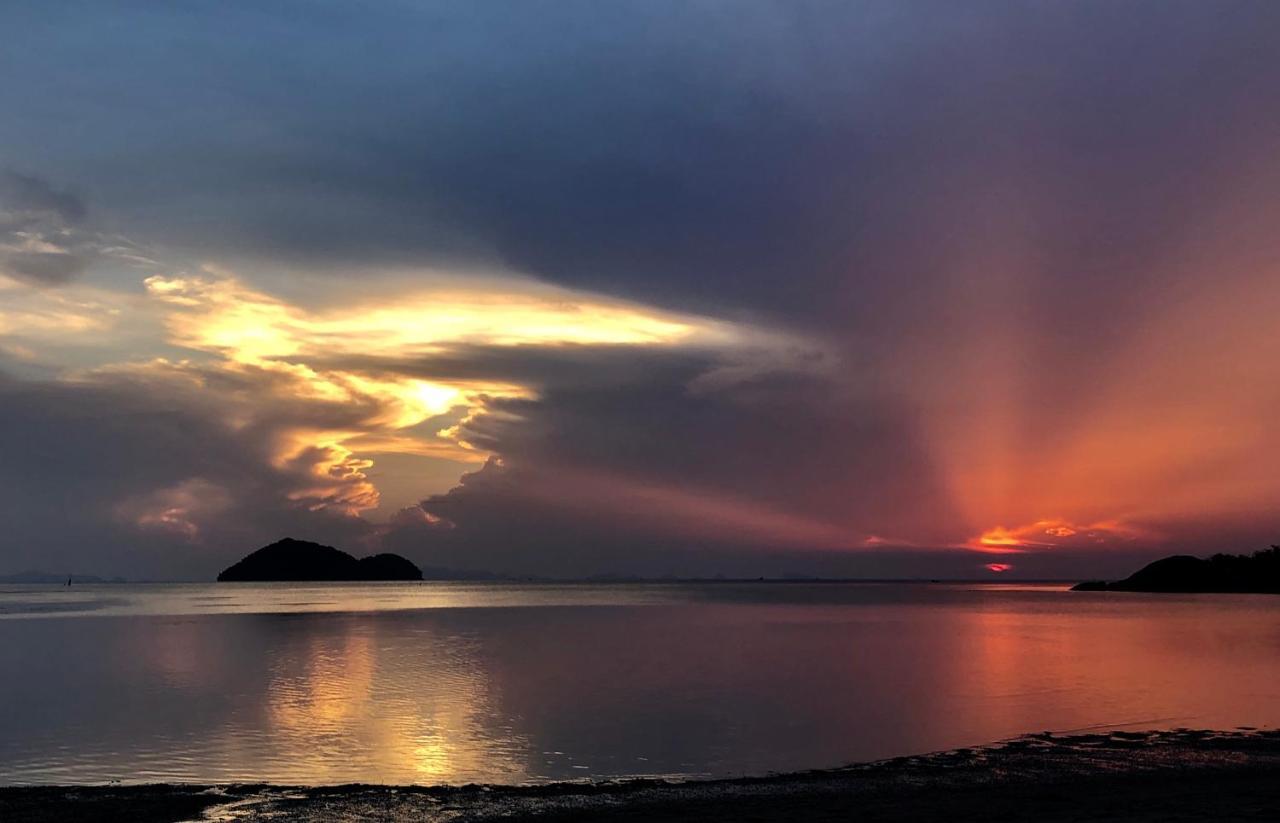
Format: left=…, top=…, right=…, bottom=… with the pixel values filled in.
left=217, top=538, right=422, bottom=582
left=1073, top=545, right=1280, bottom=593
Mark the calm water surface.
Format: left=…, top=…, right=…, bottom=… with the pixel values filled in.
left=2, top=582, right=1279, bottom=785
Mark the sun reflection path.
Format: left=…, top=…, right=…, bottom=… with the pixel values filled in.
left=263, top=618, right=530, bottom=785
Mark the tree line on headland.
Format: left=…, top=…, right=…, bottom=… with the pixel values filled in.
left=1074, top=546, right=1280, bottom=593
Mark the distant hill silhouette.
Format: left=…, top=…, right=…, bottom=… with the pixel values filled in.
left=217, top=538, right=422, bottom=582
left=1073, top=546, right=1280, bottom=593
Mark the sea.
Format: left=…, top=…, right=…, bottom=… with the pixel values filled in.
left=2, top=581, right=1278, bottom=785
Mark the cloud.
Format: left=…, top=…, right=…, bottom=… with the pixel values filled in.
left=0, top=274, right=121, bottom=342
left=374, top=359, right=965, bottom=576
left=0, top=172, right=93, bottom=285
left=0, top=171, right=154, bottom=286
left=967, top=520, right=1153, bottom=554
left=6, top=3, right=1278, bottom=327
left=143, top=272, right=752, bottom=358
left=4, top=3, right=1280, bottom=579
left=0, top=263, right=842, bottom=576
left=422, top=457, right=863, bottom=552
left=123, top=269, right=828, bottom=514
left=114, top=478, right=233, bottom=540
left=0, top=372, right=376, bottom=578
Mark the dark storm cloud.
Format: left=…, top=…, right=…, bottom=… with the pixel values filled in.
left=377, top=357, right=965, bottom=577
left=0, top=372, right=374, bottom=579
left=310, top=345, right=740, bottom=391
left=8, top=1, right=1280, bottom=425
left=0, top=172, right=85, bottom=225
left=0, top=171, right=154, bottom=285
left=0, top=172, right=93, bottom=285
left=6, top=2, right=1279, bottom=322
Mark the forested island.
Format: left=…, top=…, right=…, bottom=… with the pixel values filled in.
left=1073, top=546, right=1280, bottom=593
left=216, top=538, right=422, bottom=582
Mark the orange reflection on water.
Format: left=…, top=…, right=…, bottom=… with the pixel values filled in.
left=16, top=584, right=1280, bottom=786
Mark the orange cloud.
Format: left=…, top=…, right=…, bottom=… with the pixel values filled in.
left=105, top=269, right=813, bottom=525
left=967, top=519, right=1151, bottom=554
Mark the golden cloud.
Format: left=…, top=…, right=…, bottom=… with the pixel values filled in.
left=968, top=519, right=1151, bottom=554
left=0, top=273, right=121, bottom=337
left=92, top=270, right=799, bottom=526
left=143, top=273, right=739, bottom=359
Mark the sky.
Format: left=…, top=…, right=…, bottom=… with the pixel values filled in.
left=3, top=1, right=1280, bottom=580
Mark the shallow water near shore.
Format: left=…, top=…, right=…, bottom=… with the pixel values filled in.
left=3, top=581, right=1280, bottom=785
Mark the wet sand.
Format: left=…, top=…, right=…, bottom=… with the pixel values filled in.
left=4, top=728, right=1280, bottom=822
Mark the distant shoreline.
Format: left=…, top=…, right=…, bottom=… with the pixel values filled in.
left=4, top=728, right=1279, bottom=822
left=2, top=576, right=1088, bottom=585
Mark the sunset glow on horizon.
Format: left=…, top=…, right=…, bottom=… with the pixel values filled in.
left=10, top=245, right=1276, bottom=571
left=4, top=1, right=1280, bottom=581
left=14, top=5, right=1280, bottom=812
left=6, top=241, right=1280, bottom=575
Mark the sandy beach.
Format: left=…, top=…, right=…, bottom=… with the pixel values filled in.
left=4, top=728, right=1280, bottom=822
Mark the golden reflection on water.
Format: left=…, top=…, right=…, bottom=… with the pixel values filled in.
left=7, top=584, right=1280, bottom=786
left=258, top=617, right=529, bottom=784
